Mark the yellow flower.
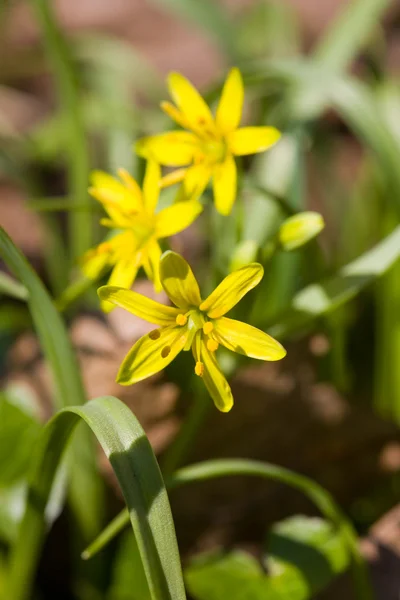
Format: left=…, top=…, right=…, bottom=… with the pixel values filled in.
left=80, top=161, right=203, bottom=312
left=98, top=251, right=286, bottom=412
left=136, top=68, right=281, bottom=216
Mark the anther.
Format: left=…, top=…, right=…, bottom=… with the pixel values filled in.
left=176, top=314, right=188, bottom=326
left=149, top=329, right=161, bottom=340
left=203, top=322, right=213, bottom=335
left=161, top=346, right=171, bottom=358
left=207, top=339, right=219, bottom=352
left=195, top=361, right=204, bottom=377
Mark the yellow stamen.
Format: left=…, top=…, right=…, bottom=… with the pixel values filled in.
left=203, top=322, right=213, bottom=335
left=161, top=346, right=171, bottom=358
left=160, top=168, right=187, bottom=189
left=195, top=361, right=204, bottom=377
left=207, top=339, right=219, bottom=352
left=149, top=329, right=161, bottom=340
left=176, top=314, right=188, bottom=326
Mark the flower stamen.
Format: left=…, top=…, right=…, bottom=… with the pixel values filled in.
left=207, top=339, right=219, bottom=352
left=176, top=314, right=188, bottom=326
left=203, top=322, right=213, bottom=335
left=195, top=361, right=204, bottom=377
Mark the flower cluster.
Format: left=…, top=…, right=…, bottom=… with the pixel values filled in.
left=82, top=68, right=291, bottom=411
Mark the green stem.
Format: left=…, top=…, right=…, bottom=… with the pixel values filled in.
left=32, top=0, right=92, bottom=262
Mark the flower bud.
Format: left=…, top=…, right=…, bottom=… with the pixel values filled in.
left=279, top=211, right=324, bottom=251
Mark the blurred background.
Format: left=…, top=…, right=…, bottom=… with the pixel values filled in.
left=1, top=0, right=400, bottom=599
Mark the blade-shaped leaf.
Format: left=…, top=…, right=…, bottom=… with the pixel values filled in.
left=7, top=396, right=186, bottom=600
left=0, top=227, right=103, bottom=538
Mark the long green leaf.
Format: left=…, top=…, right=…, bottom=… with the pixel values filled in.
left=83, top=459, right=370, bottom=599
left=268, top=225, right=400, bottom=339
left=7, top=396, right=186, bottom=600
left=313, top=0, right=390, bottom=71
left=0, top=227, right=102, bottom=538
left=0, top=272, right=27, bottom=300
left=32, top=0, right=91, bottom=261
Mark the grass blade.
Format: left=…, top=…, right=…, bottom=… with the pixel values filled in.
left=32, top=0, right=92, bottom=261
left=0, top=272, right=27, bottom=300
left=84, top=458, right=370, bottom=600
left=313, top=0, right=391, bottom=71
left=0, top=227, right=102, bottom=538
left=7, top=396, right=186, bottom=600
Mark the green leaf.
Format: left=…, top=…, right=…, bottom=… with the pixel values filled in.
left=267, top=516, right=350, bottom=595
left=0, top=272, right=27, bottom=300
left=107, top=531, right=152, bottom=600
left=7, top=396, right=186, bottom=600
left=0, top=394, right=41, bottom=486
left=313, top=0, right=391, bottom=71
left=185, top=516, right=350, bottom=600
left=0, top=227, right=103, bottom=538
left=269, top=225, right=400, bottom=339
left=83, top=459, right=370, bottom=600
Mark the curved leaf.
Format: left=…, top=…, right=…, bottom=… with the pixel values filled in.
left=7, top=396, right=186, bottom=600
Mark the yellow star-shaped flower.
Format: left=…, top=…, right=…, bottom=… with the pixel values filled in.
left=80, top=161, right=202, bottom=311
left=136, top=68, right=281, bottom=216
left=98, top=251, right=286, bottom=412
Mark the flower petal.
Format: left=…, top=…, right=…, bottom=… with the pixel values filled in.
left=216, top=68, right=244, bottom=134
left=80, top=246, right=111, bottom=280
left=101, top=256, right=141, bottom=312
left=90, top=170, right=142, bottom=222
left=181, top=163, right=211, bottom=201
left=117, top=326, right=188, bottom=385
left=97, top=286, right=180, bottom=325
left=213, top=317, right=286, bottom=361
left=212, top=154, right=237, bottom=216
left=193, top=338, right=233, bottom=412
left=200, top=263, right=263, bottom=318
left=156, top=201, right=203, bottom=238
left=159, top=251, right=201, bottom=309
left=143, top=160, right=161, bottom=213
left=167, top=72, right=214, bottom=131
left=142, top=240, right=162, bottom=292
left=160, top=168, right=187, bottom=189
left=136, top=132, right=198, bottom=167
left=228, top=126, right=281, bottom=156
left=161, top=101, right=192, bottom=130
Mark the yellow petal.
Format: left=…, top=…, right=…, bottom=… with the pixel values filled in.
left=161, top=101, right=191, bottom=130
left=167, top=72, right=214, bottom=132
left=200, top=263, right=263, bottom=318
left=279, top=211, right=325, bottom=251
left=216, top=68, right=244, bottom=134
left=143, top=160, right=160, bottom=213
left=212, top=154, right=237, bottom=216
left=160, top=168, right=187, bottom=189
left=156, top=201, right=203, bottom=238
left=228, top=126, right=281, bottom=156
left=142, top=240, right=162, bottom=292
left=100, top=255, right=141, bottom=312
left=117, top=326, right=188, bottom=385
left=159, top=251, right=201, bottom=309
left=193, top=338, right=233, bottom=412
left=213, top=317, right=286, bottom=361
left=117, top=168, right=143, bottom=200
left=182, top=163, right=211, bottom=201
left=80, top=245, right=112, bottom=280
left=97, top=286, right=180, bottom=325
left=90, top=170, right=142, bottom=221
left=136, top=132, right=198, bottom=167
